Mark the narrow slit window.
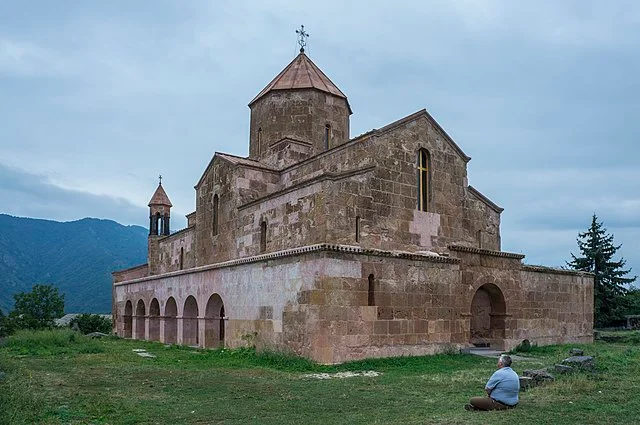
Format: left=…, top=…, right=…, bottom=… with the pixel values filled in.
left=368, top=274, right=375, bottom=306
left=212, top=194, right=219, bottom=236
left=179, top=247, right=184, bottom=270
left=257, top=128, right=262, bottom=155
left=417, top=149, right=430, bottom=211
left=260, top=220, right=267, bottom=253
left=324, top=124, right=331, bottom=150
left=355, top=216, right=361, bottom=242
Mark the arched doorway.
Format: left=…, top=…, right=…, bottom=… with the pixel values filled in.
left=123, top=300, right=132, bottom=338
left=470, top=283, right=506, bottom=349
left=204, top=294, right=225, bottom=348
left=183, top=296, right=199, bottom=346
left=149, top=298, right=160, bottom=341
left=135, top=299, right=146, bottom=340
left=164, top=297, right=177, bottom=343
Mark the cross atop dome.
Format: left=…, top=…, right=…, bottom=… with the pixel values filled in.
left=296, top=25, right=309, bottom=53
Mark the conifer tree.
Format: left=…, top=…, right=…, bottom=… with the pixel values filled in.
left=568, top=215, right=636, bottom=327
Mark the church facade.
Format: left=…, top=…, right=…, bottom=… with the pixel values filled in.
left=112, top=49, right=593, bottom=363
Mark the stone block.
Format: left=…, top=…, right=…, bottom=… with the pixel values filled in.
left=414, top=320, right=428, bottom=334
left=309, top=290, right=326, bottom=305
left=374, top=320, right=389, bottom=335
left=377, top=306, right=394, bottom=320
left=561, top=355, right=596, bottom=371
left=523, top=369, right=555, bottom=385
left=361, top=306, right=378, bottom=322
left=519, top=376, right=534, bottom=391
left=554, top=364, right=574, bottom=374
left=389, top=320, right=402, bottom=335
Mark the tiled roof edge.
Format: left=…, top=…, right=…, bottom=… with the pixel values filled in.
left=448, top=244, right=525, bottom=259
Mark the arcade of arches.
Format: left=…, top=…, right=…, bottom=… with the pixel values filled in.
left=122, top=294, right=226, bottom=348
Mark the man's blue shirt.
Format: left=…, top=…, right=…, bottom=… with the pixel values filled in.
left=486, top=366, right=519, bottom=406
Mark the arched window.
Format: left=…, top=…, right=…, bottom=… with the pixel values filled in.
left=417, top=149, right=431, bottom=212
left=368, top=274, right=375, bottom=306
left=355, top=216, right=361, bottom=242
left=260, top=220, right=267, bottom=253
left=155, top=212, right=162, bottom=235
left=324, top=124, right=331, bottom=150
left=212, top=194, right=219, bottom=236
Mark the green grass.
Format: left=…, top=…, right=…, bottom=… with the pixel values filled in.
left=1, top=330, right=639, bottom=424
left=598, top=330, right=640, bottom=344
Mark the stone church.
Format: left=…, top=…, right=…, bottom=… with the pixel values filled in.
left=113, top=44, right=593, bottom=363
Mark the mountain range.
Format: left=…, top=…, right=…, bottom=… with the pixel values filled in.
left=0, top=214, right=148, bottom=314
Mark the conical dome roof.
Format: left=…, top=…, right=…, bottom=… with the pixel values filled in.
left=249, top=52, right=351, bottom=113
left=148, top=183, right=172, bottom=207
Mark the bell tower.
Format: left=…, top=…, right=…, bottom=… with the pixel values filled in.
left=147, top=176, right=172, bottom=275
left=148, top=175, right=172, bottom=237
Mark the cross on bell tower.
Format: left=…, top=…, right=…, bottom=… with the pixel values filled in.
left=296, top=25, right=309, bottom=53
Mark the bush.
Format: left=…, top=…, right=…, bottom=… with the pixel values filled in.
left=0, top=308, right=17, bottom=338
left=69, top=314, right=112, bottom=335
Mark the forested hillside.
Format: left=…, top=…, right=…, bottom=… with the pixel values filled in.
left=0, top=214, right=147, bottom=313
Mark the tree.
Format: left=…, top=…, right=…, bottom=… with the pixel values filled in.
left=11, top=284, right=65, bottom=330
left=0, top=307, right=16, bottom=337
left=568, top=215, right=637, bottom=327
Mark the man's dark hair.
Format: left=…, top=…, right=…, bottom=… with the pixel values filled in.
left=499, top=354, right=512, bottom=367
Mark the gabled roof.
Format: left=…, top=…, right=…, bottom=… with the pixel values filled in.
left=369, top=109, right=472, bottom=163
left=194, top=152, right=278, bottom=189
left=148, top=184, right=172, bottom=207
left=249, top=52, right=352, bottom=113
left=468, top=186, right=503, bottom=213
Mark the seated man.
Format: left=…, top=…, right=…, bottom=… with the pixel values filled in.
left=466, top=354, right=520, bottom=411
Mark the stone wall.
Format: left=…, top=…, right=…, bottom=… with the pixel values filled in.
left=518, top=265, right=594, bottom=347
left=153, top=228, right=196, bottom=274
left=184, top=110, right=505, bottom=271
left=194, top=156, right=280, bottom=266
left=249, top=90, right=350, bottom=160
left=113, top=264, right=149, bottom=283
left=450, top=246, right=594, bottom=350
left=115, top=243, right=592, bottom=364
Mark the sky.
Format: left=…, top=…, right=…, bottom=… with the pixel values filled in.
left=1, top=0, right=639, bottom=279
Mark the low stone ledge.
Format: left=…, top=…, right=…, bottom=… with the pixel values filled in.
left=448, top=245, right=525, bottom=260
left=115, top=244, right=460, bottom=286
left=521, top=264, right=593, bottom=277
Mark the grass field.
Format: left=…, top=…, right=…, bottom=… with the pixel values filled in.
left=1, top=329, right=639, bottom=425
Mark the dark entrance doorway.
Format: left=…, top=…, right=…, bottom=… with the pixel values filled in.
left=470, top=283, right=506, bottom=349
left=205, top=294, right=225, bottom=348
left=164, top=297, right=177, bottom=344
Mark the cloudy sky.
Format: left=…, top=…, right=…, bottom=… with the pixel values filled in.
left=1, top=0, right=638, bottom=277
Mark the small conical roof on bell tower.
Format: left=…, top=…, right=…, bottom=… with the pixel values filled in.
left=249, top=52, right=352, bottom=113
left=148, top=182, right=172, bottom=207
